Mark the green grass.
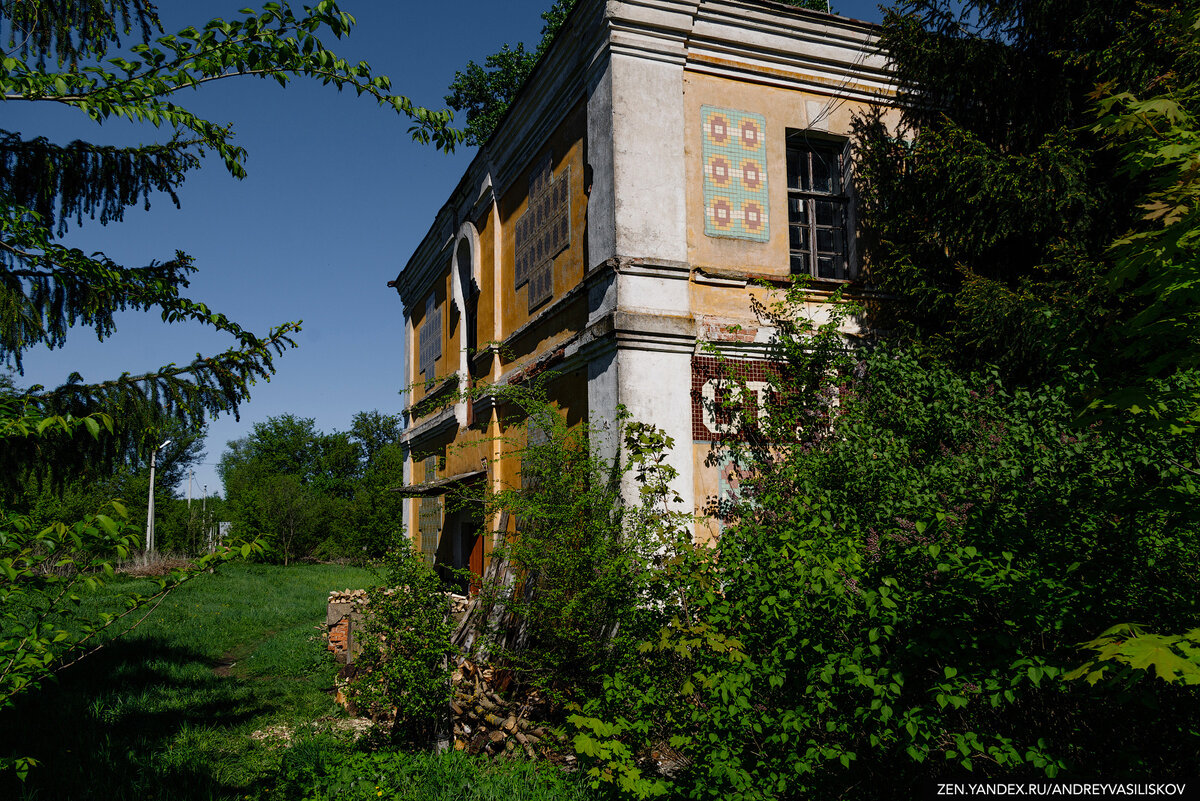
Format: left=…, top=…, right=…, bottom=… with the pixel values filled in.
left=274, top=744, right=596, bottom=801
left=0, top=562, right=595, bottom=801
left=2, top=562, right=379, bottom=800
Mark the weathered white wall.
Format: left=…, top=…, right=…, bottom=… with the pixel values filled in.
left=585, top=58, right=616, bottom=269
left=609, top=53, right=688, bottom=264
left=586, top=3, right=699, bottom=513
left=617, top=343, right=694, bottom=511
left=586, top=345, right=620, bottom=469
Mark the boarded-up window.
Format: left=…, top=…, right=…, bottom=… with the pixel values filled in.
left=516, top=412, right=554, bottom=533
left=514, top=154, right=570, bottom=313
left=417, top=455, right=441, bottom=565
left=418, top=294, right=442, bottom=380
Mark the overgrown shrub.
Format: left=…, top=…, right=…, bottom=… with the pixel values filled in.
left=470, top=397, right=665, bottom=705
left=343, top=537, right=455, bottom=744
left=570, top=288, right=1200, bottom=799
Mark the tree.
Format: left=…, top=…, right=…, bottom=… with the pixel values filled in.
left=218, top=410, right=408, bottom=560
left=444, top=0, right=832, bottom=148
left=257, top=473, right=317, bottom=566
left=1, top=2, right=459, bottom=470
left=444, top=0, right=576, bottom=147
left=851, top=0, right=1200, bottom=689
left=0, top=0, right=460, bottom=764
left=1084, top=29, right=1200, bottom=428
left=571, top=291, right=1200, bottom=799
left=852, top=0, right=1195, bottom=384
left=567, top=4, right=1200, bottom=789
left=17, top=418, right=209, bottom=554
left=219, top=414, right=327, bottom=559
left=349, top=409, right=403, bottom=470
left=342, top=410, right=407, bottom=557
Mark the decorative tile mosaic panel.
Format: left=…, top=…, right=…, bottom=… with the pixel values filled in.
left=702, top=106, right=770, bottom=242
left=691, top=355, right=778, bottom=442
left=514, top=154, right=570, bottom=312
left=714, top=450, right=755, bottom=531
left=418, top=294, right=441, bottom=380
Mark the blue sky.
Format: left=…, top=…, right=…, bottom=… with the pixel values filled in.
left=10, top=0, right=885, bottom=498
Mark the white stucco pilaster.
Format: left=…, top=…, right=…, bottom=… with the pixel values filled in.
left=450, top=222, right=480, bottom=428
left=583, top=2, right=700, bottom=515
left=609, top=52, right=687, bottom=264
left=617, top=344, right=694, bottom=511
left=585, top=57, right=616, bottom=269
left=402, top=311, right=415, bottom=540
left=586, top=343, right=621, bottom=469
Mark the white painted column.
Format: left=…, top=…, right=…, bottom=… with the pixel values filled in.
left=402, top=310, right=415, bottom=543
left=587, top=4, right=698, bottom=514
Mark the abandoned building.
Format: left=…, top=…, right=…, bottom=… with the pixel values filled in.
left=388, top=0, right=898, bottom=577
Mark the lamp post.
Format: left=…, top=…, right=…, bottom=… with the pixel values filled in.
left=203, top=484, right=209, bottom=553
left=145, top=439, right=171, bottom=562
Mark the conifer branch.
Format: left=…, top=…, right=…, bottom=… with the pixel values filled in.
left=0, top=130, right=203, bottom=234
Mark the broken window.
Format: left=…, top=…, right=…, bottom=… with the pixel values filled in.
left=787, top=133, right=855, bottom=281
left=417, top=455, right=441, bottom=565
left=514, top=154, right=570, bottom=313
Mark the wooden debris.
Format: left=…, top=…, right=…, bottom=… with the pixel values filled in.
left=446, top=654, right=566, bottom=763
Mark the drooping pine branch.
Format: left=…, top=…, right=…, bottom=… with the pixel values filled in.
left=0, top=130, right=202, bottom=234
left=1, top=2, right=463, bottom=162
left=0, top=1, right=461, bottom=481
left=1, top=321, right=300, bottom=484
left=0, top=203, right=283, bottom=367
left=0, top=0, right=161, bottom=64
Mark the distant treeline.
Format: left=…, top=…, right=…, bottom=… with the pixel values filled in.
left=218, top=411, right=406, bottom=564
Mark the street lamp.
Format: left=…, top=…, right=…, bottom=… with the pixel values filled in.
left=145, top=439, right=171, bottom=562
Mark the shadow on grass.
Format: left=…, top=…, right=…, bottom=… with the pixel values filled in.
left=1, top=636, right=283, bottom=801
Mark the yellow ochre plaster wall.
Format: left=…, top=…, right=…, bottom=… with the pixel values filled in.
left=683, top=71, right=899, bottom=277
left=496, top=102, right=587, bottom=353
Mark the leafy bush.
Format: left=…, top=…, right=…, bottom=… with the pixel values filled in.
left=571, top=329, right=1200, bottom=798
left=457, top=387, right=695, bottom=710
left=473, top=404, right=639, bottom=701
left=343, top=537, right=456, bottom=744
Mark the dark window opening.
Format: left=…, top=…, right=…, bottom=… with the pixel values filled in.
left=786, top=133, right=854, bottom=281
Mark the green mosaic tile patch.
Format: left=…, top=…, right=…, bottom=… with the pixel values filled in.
left=702, top=105, right=770, bottom=242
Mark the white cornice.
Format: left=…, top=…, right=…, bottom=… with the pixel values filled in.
left=606, top=0, right=698, bottom=64
left=686, top=0, right=892, bottom=100
left=399, top=405, right=458, bottom=449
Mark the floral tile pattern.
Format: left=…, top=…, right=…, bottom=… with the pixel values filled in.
left=702, top=106, right=770, bottom=242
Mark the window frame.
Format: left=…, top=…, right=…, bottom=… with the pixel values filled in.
left=418, top=293, right=442, bottom=381
left=786, top=132, right=856, bottom=282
